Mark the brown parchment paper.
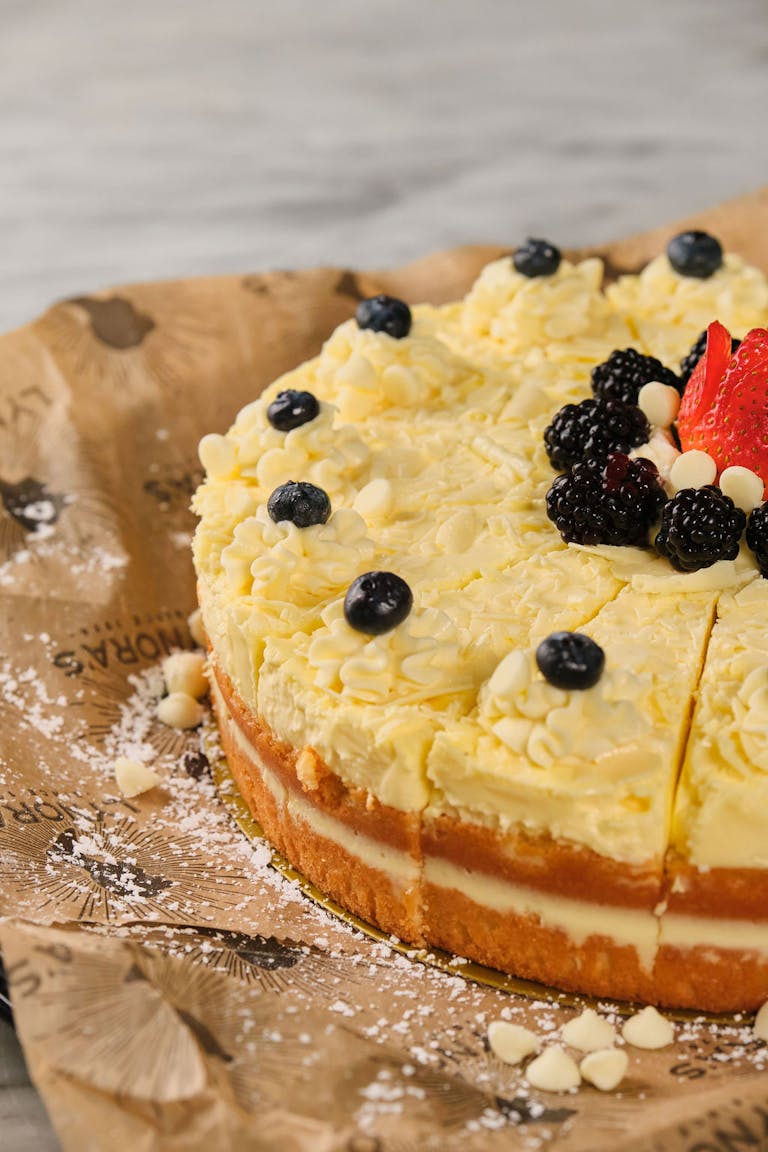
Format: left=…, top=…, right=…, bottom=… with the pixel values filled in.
left=2, top=187, right=768, bottom=1152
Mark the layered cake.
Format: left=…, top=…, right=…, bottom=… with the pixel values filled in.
left=193, top=230, right=768, bottom=1010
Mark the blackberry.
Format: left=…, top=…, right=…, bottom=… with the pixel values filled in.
left=667, top=230, right=723, bottom=279
left=544, top=397, right=649, bottom=472
left=355, top=295, right=412, bottom=339
left=267, top=481, right=331, bottom=528
left=655, top=486, right=746, bottom=572
left=513, top=238, right=562, bottom=278
left=679, top=331, right=742, bottom=387
left=546, top=453, right=666, bottom=546
left=536, top=632, right=605, bottom=691
left=344, top=571, right=413, bottom=635
left=591, top=348, right=682, bottom=404
left=746, top=503, right=768, bottom=577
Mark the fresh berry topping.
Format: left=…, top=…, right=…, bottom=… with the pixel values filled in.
left=182, top=750, right=210, bottom=780
left=512, top=238, right=562, bottom=278
left=746, top=503, right=768, bottom=577
left=546, top=453, right=666, bottom=546
left=267, top=389, right=320, bottom=431
left=544, top=398, right=649, bottom=472
left=355, top=295, right=412, bottom=339
left=677, top=325, right=768, bottom=485
left=667, top=230, right=723, bottom=279
left=591, top=348, right=682, bottom=405
left=679, top=329, right=741, bottom=387
left=344, top=571, right=413, bottom=635
left=536, top=632, right=605, bottom=691
left=267, top=481, right=331, bottom=528
left=654, top=486, right=746, bottom=572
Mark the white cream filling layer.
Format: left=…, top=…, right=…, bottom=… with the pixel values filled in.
left=424, top=857, right=659, bottom=971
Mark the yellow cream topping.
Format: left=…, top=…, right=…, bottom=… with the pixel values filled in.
left=193, top=247, right=768, bottom=869
left=607, top=252, right=768, bottom=366
left=673, top=580, right=768, bottom=868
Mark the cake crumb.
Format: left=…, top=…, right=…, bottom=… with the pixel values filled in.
left=296, top=747, right=322, bottom=791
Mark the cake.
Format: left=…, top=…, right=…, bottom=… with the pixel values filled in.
left=192, top=230, right=768, bottom=1011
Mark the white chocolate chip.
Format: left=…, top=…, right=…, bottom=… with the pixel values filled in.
left=157, top=692, right=204, bottom=730
left=579, top=1048, right=629, bottom=1091
left=719, top=466, right=765, bottom=513
left=669, top=449, right=717, bottom=493
left=198, top=432, right=237, bottom=478
left=753, top=1001, right=768, bottom=1042
left=637, top=382, right=680, bottom=428
left=524, top=1046, right=581, bottom=1092
left=621, top=1006, right=675, bottom=1050
left=487, top=1021, right=540, bottom=1065
left=114, top=757, right=162, bottom=798
left=188, top=608, right=207, bottom=648
left=353, top=478, right=394, bottom=520
left=162, top=652, right=209, bottom=700
left=561, top=1008, right=617, bottom=1053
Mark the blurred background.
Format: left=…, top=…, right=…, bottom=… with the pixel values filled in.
left=1, top=1, right=767, bottom=1147
left=1, top=0, right=767, bottom=331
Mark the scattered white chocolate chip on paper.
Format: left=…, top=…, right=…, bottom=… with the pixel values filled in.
left=561, top=1007, right=617, bottom=1053
left=637, top=381, right=680, bottom=428
left=579, top=1047, right=629, bottom=1092
left=487, top=1021, right=540, bottom=1065
left=524, top=1046, right=581, bottom=1092
left=670, top=449, right=717, bottom=493
left=157, top=691, right=204, bottom=730
left=188, top=607, right=207, bottom=648
left=114, top=756, right=162, bottom=799
left=622, top=1006, right=675, bottom=1050
left=753, top=1001, right=768, bottom=1042
left=162, top=651, right=209, bottom=699
left=719, top=465, right=765, bottom=513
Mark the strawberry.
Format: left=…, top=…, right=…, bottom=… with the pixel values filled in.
left=677, top=320, right=733, bottom=432
left=677, top=324, right=768, bottom=485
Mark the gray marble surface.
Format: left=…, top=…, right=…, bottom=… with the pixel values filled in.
left=1, top=0, right=767, bottom=1147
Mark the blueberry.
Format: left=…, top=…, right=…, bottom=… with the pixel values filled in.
left=513, top=238, right=562, bottom=278
left=267, top=481, right=331, bottom=528
left=344, top=571, right=413, bottom=635
left=267, top=389, right=320, bottom=432
left=535, top=631, right=605, bottom=690
left=355, top=295, right=412, bottom=339
left=667, top=231, right=723, bottom=279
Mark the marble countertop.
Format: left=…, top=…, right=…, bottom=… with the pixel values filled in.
left=2, top=0, right=767, bottom=1146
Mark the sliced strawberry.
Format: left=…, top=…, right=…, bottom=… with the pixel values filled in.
left=677, top=320, right=733, bottom=438
left=678, top=327, right=768, bottom=484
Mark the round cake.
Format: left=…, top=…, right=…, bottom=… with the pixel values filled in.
left=192, top=233, right=768, bottom=1011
